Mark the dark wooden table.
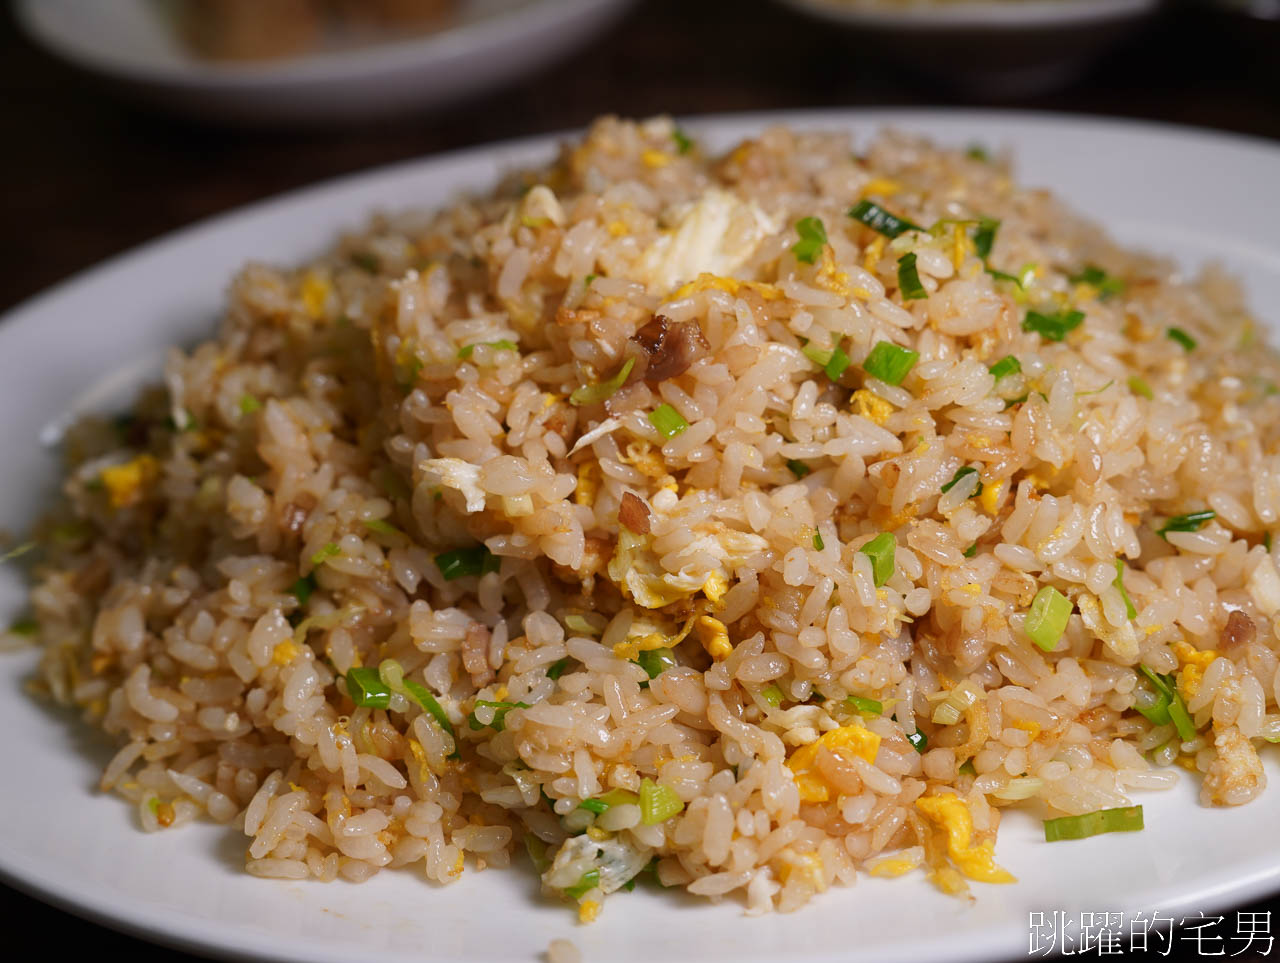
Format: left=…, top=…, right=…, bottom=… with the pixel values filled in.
left=3, top=1, right=1279, bottom=960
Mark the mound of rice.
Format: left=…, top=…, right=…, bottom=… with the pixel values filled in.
left=11, top=115, right=1280, bottom=918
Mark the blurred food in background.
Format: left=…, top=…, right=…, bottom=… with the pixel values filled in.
left=170, top=0, right=457, bottom=63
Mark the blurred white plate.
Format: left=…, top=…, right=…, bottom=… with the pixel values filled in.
left=14, top=0, right=631, bottom=125
left=774, top=0, right=1159, bottom=29
left=2, top=111, right=1280, bottom=963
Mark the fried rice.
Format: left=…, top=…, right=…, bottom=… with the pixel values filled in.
left=8, top=115, right=1280, bottom=918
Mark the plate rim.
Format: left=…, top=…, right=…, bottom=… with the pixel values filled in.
left=3, top=106, right=1280, bottom=963
left=771, top=0, right=1160, bottom=29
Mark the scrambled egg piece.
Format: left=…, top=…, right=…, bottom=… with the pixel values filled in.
left=978, top=478, right=1005, bottom=515
left=777, top=852, right=827, bottom=892
left=575, top=462, right=600, bottom=507
left=638, top=188, right=782, bottom=293
left=915, top=793, right=1015, bottom=884
left=669, top=273, right=783, bottom=302
left=579, top=900, right=601, bottom=923
left=420, top=457, right=486, bottom=513
left=694, top=616, right=731, bottom=660
left=786, top=725, right=882, bottom=803
left=611, top=613, right=693, bottom=661
left=702, top=571, right=729, bottom=607
left=862, top=236, right=887, bottom=273
left=1172, top=640, right=1218, bottom=700
left=860, top=177, right=901, bottom=197
left=867, top=857, right=917, bottom=878
left=607, top=531, right=705, bottom=609
left=851, top=389, right=894, bottom=426
left=300, top=271, right=330, bottom=319
left=99, top=454, right=160, bottom=509
left=641, top=149, right=670, bottom=169
left=271, top=640, right=301, bottom=666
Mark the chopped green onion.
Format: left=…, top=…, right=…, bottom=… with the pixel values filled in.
left=310, top=542, right=341, bottom=567
left=578, top=788, right=639, bottom=815
left=1266, top=532, right=1273, bottom=552
left=458, top=339, right=518, bottom=359
left=791, top=216, right=828, bottom=265
left=1166, top=328, right=1197, bottom=352
left=940, top=466, right=983, bottom=498
left=577, top=798, right=609, bottom=815
left=1075, top=380, right=1114, bottom=398
left=525, top=834, right=550, bottom=872
left=1128, top=376, right=1154, bottom=400
left=965, top=144, right=990, bottom=162
left=402, top=679, right=458, bottom=757
left=1113, top=559, right=1137, bottom=620
left=786, top=459, right=811, bottom=479
left=761, top=684, right=784, bottom=707
left=351, top=252, right=380, bottom=274
left=860, top=532, right=896, bottom=587
left=673, top=128, right=694, bottom=155
left=364, top=518, right=402, bottom=536
left=1022, top=309, right=1085, bottom=342
left=824, top=345, right=852, bottom=382
left=1068, top=265, right=1125, bottom=300
left=800, top=341, right=833, bottom=368
left=963, top=543, right=978, bottom=558
left=346, top=667, right=391, bottom=709
left=958, top=759, right=977, bottom=776
left=1133, top=674, right=1172, bottom=726
left=1138, top=664, right=1175, bottom=699
left=1156, top=510, right=1215, bottom=540
left=584, top=273, right=598, bottom=288
left=547, top=657, right=573, bottom=680
left=1, top=541, right=37, bottom=563
left=906, top=730, right=928, bottom=753
left=639, top=778, right=684, bottom=825
left=238, top=394, right=262, bottom=415
left=848, top=199, right=921, bottom=238
left=986, top=265, right=1023, bottom=286
left=635, top=648, right=677, bottom=679
left=846, top=695, right=883, bottom=715
left=570, top=357, right=634, bottom=407
left=973, top=217, right=1000, bottom=261
left=1025, top=585, right=1072, bottom=651
left=813, top=531, right=825, bottom=551
left=988, top=355, right=1021, bottom=379
left=434, top=547, right=500, bottom=580
left=862, top=341, right=919, bottom=386
left=468, top=699, right=531, bottom=732
left=290, top=574, right=316, bottom=606
left=1043, top=805, right=1143, bottom=842
left=7, top=617, right=38, bottom=637
left=1167, top=695, right=1197, bottom=743
left=564, top=869, right=600, bottom=900
left=896, top=252, right=928, bottom=301
left=649, top=403, right=689, bottom=439
left=1002, top=393, right=1029, bottom=410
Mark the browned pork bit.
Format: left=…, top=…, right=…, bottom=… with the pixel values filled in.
left=628, top=314, right=709, bottom=383
left=1220, top=609, right=1256, bottom=650
left=618, top=491, right=652, bottom=535
left=462, top=622, right=494, bottom=687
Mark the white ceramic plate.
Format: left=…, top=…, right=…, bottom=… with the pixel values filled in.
left=14, top=0, right=632, bottom=125
left=3, top=111, right=1280, bottom=963
left=773, top=0, right=1159, bottom=29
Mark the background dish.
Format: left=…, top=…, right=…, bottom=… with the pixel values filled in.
left=2, top=110, right=1280, bottom=963
left=13, top=0, right=633, bottom=125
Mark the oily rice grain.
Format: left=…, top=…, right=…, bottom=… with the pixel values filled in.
left=11, top=115, right=1280, bottom=919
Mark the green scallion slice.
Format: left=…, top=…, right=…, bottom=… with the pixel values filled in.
left=940, top=466, right=983, bottom=498
left=846, top=695, right=883, bottom=715
left=310, top=542, right=341, bottom=567
left=906, top=730, right=928, bottom=753
left=988, top=355, right=1021, bottom=379
left=1134, top=676, right=1172, bottom=727
left=468, top=699, right=531, bottom=732
left=1156, top=510, right=1215, bottom=540
left=238, top=394, right=262, bottom=415
left=862, top=340, right=919, bottom=386
left=1266, top=532, right=1274, bottom=552
left=1068, top=265, right=1125, bottom=300
left=402, top=679, right=458, bottom=758
left=7, top=617, right=38, bottom=637
left=1168, top=695, right=1198, bottom=742
left=958, top=759, right=977, bottom=776
left=897, top=252, right=927, bottom=301
left=547, top=657, right=573, bottom=680
left=813, top=531, right=825, bottom=551
left=860, top=532, right=896, bottom=587
left=570, top=357, right=634, bottom=406
left=973, top=217, right=1000, bottom=260
left=564, top=868, right=600, bottom=900
left=458, top=339, right=518, bottom=359
left=761, top=684, right=784, bottom=708
left=1025, top=585, right=1072, bottom=651
left=346, top=667, right=391, bottom=709
left=1166, top=328, right=1197, bottom=352
left=364, top=518, right=402, bottom=537
left=965, top=144, right=990, bottom=162
left=1128, top=376, right=1154, bottom=400
left=290, top=574, right=316, bottom=607
left=1022, top=309, right=1085, bottom=342
left=578, top=788, right=639, bottom=816
left=1043, top=805, right=1143, bottom=842
left=639, top=778, right=684, bottom=825
left=351, top=252, right=380, bottom=274
left=825, top=345, right=852, bottom=381
left=791, top=216, right=828, bottom=265
left=649, top=403, right=689, bottom=439
left=434, top=546, right=500, bottom=580
left=786, top=459, right=811, bottom=479
left=673, top=128, right=693, bottom=155
left=963, top=543, right=978, bottom=558
left=800, top=341, right=833, bottom=368
left=635, top=648, right=677, bottom=679
left=848, top=199, right=921, bottom=238
left=1113, top=559, right=1137, bottom=620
